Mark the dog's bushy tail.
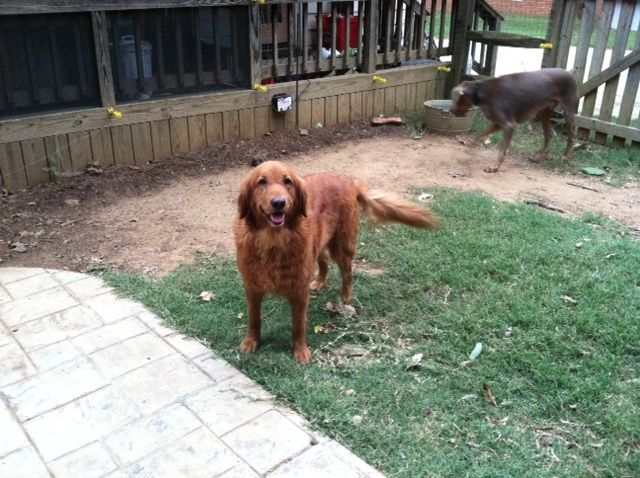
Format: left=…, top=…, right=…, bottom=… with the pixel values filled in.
left=355, top=183, right=439, bottom=229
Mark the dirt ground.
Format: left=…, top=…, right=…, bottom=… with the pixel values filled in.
left=2, top=120, right=639, bottom=275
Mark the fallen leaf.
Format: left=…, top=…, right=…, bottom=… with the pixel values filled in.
left=468, top=342, right=483, bottom=360
left=236, top=313, right=244, bottom=320
left=590, top=442, right=604, bottom=449
left=314, top=325, right=332, bottom=334
left=483, top=383, right=497, bottom=406
left=561, top=295, right=577, bottom=305
left=324, top=301, right=356, bottom=318
left=314, top=122, right=323, bottom=129
left=199, top=291, right=214, bottom=302
left=483, top=138, right=491, bottom=145
left=9, top=242, right=27, bottom=253
left=406, top=353, right=423, bottom=370
left=299, top=128, right=309, bottom=136
left=504, top=327, right=513, bottom=337
left=323, top=302, right=337, bottom=313
left=569, top=404, right=578, bottom=411
left=418, top=192, right=433, bottom=201
left=64, top=198, right=80, bottom=206
left=351, top=415, right=363, bottom=425
left=344, top=389, right=356, bottom=396
left=605, top=253, right=616, bottom=259
left=575, top=242, right=584, bottom=249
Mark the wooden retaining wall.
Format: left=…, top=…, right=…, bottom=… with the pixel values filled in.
left=0, top=64, right=445, bottom=193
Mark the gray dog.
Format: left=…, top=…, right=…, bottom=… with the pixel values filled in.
left=451, top=68, right=578, bottom=173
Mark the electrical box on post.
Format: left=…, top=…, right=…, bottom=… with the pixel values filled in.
left=272, top=93, right=293, bottom=113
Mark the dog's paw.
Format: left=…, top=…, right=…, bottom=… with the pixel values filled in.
left=293, top=345, right=312, bottom=365
left=309, top=279, right=327, bottom=291
left=240, top=337, right=259, bottom=354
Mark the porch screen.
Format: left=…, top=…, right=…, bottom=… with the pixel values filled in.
left=108, top=7, right=250, bottom=102
left=0, top=13, right=99, bottom=118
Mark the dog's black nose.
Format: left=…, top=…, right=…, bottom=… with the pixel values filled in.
left=271, top=197, right=286, bottom=210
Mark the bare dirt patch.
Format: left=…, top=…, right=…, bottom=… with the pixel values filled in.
left=2, top=120, right=639, bottom=275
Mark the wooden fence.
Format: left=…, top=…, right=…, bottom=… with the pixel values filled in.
left=0, top=65, right=446, bottom=192
left=543, top=0, right=640, bottom=146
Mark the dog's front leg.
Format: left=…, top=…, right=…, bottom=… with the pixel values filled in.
left=240, top=288, right=264, bottom=354
left=289, top=291, right=312, bottom=364
left=485, top=124, right=514, bottom=173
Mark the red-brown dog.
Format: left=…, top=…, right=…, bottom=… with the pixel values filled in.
left=234, top=161, right=438, bottom=364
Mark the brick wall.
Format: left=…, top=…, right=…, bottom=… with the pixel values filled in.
left=486, top=0, right=554, bottom=17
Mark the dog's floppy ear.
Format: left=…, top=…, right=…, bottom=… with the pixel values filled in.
left=291, top=174, right=308, bottom=218
left=237, top=178, right=256, bottom=225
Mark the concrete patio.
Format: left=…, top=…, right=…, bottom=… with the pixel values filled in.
left=0, top=267, right=384, bottom=478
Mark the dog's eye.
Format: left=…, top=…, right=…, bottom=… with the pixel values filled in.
left=283, top=177, right=293, bottom=186
left=257, top=177, right=267, bottom=186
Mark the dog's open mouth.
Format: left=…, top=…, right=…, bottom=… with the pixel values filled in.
left=268, top=212, right=285, bottom=227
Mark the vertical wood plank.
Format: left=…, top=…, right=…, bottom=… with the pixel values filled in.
left=617, top=32, right=640, bottom=133
left=0, top=142, right=27, bottom=192
left=363, top=89, right=374, bottom=117
left=325, top=95, right=338, bottom=127
left=150, top=120, right=172, bottom=161
left=573, top=0, right=596, bottom=84
left=350, top=91, right=363, bottom=120
left=384, top=87, right=395, bottom=115
left=270, top=109, right=285, bottom=132
left=316, top=2, right=323, bottom=73
left=596, top=0, right=634, bottom=144
left=44, top=134, right=73, bottom=174
left=205, top=113, right=224, bottom=146
left=68, top=131, right=93, bottom=171
left=110, top=125, right=135, bottom=166
left=89, top=128, right=115, bottom=165
left=20, top=138, right=49, bottom=186
left=337, top=93, right=350, bottom=123
left=297, top=99, right=312, bottom=129
left=373, top=88, right=385, bottom=116
left=187, top=115, right=207, bottom=150
left=131, top=122, right=154, bottom=165
left=239, top=108, right=256, bottom=139
left=284, top=109, right=296, bottom=130
left=311, top=98, right=325, bottom=127
left=415, top=81, right=427, bottom=107
left=555, top=0, right=577, bottom=69
left=395, top=84, right=407, bottom=113
left=222, top=110, right=240, bottom=141
left=363, top=0, right=380, bottom=73
left=406, top=82, right=417, bottom=111
left=448, top=0, right=473, bottom=92
left=255, top=107, right=270, bottom=137
left=170, top=117, right=190, bottom=154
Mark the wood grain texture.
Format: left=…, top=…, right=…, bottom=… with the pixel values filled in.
left=131, top=122, right=154, bottom=165
left=91, top=11, right=115, bottom=106
left=89, top=128, right=114, bottom=165
left=110, top=125, right=135, bottom=166
left=187, top=115, right=207, bottom=150
left=20, top=138, right=49, bottom=186
left=0, top=142, right=27, bottom=192
left=222, top=110, right=240, bottom=141
left=150, top=120, right=172, bottom=161
left=205, top=113, right=223, bottom=146
left=170, top=117, right=189, bottom=154
left=68, top=131, right=93, bottom=170
left=239, top=108, right=256, bottom=139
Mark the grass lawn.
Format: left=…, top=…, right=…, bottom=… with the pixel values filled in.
left=104, top=189, right=640, bottom=477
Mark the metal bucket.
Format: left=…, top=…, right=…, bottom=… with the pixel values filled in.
left=424, top=99, right=476, bottom=134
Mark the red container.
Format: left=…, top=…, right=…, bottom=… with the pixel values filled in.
left=322, top=15, right=359, bottom=52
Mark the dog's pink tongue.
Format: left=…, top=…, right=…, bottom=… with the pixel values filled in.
left=270, top=213, right=285, bottom=226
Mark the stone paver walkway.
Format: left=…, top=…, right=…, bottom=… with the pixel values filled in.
left=0, top=267, right=384, bottom=478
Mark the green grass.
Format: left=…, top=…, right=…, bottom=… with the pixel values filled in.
left=469, top=114, right=640, bottom=185
left=103, top=190, right=640, bottom=478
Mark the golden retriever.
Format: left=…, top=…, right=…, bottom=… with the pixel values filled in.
left=234, top=161, right=438, bottom=364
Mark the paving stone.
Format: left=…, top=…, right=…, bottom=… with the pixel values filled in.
left=102, top=471, right=129, bottom=478
left=84, top=292, right=146, bottom=324
left=192, top=353, right=239, bottom=383
left=2, top=357, right=108, bottom=421
left=0, top=342, right=37, bottom=387
left=223, top=410, right=312, bottom=474
left=29, top=340, right=81, bottom=371
left=65, top=276, right=113, bottom=300
left=0, top=286, right=79, bottom=328
left=105, top=404, right=200, bottom=464
left=127, top=427, right=241, bottom=478
left=0, top=401, right=28, bottom=456
left=112, top=354, right=211, bottom=414
left=268, top=440, right=385, bottom=478
left=164, top=333, right=211, bottom=359
left=90, top=332, right=174, bottom=379
left=137, top=310, right=175, bottom=337
left=24, top=386, right=140, bottom=462
left=218, top=462, right=261, bottom=478
left=217, top=371, right=273, bottom=401
left=0, top=324, right=12, bottom=347
left=50, top=270, right=87, bottom=284
left=0, top=446, right=50, bottom=478
left=3, top=273, right=59, bottom=299
left=0, top=286, right=11, bottom=305
left=0, top=267, right=46, bottom=285
left=13, top=305, right=102, bottom=351
left=72, top=317, right=148, bottom=354
left=48, top=441, right=118, bottom=478
left=186, top=385, right=274, bottom=436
